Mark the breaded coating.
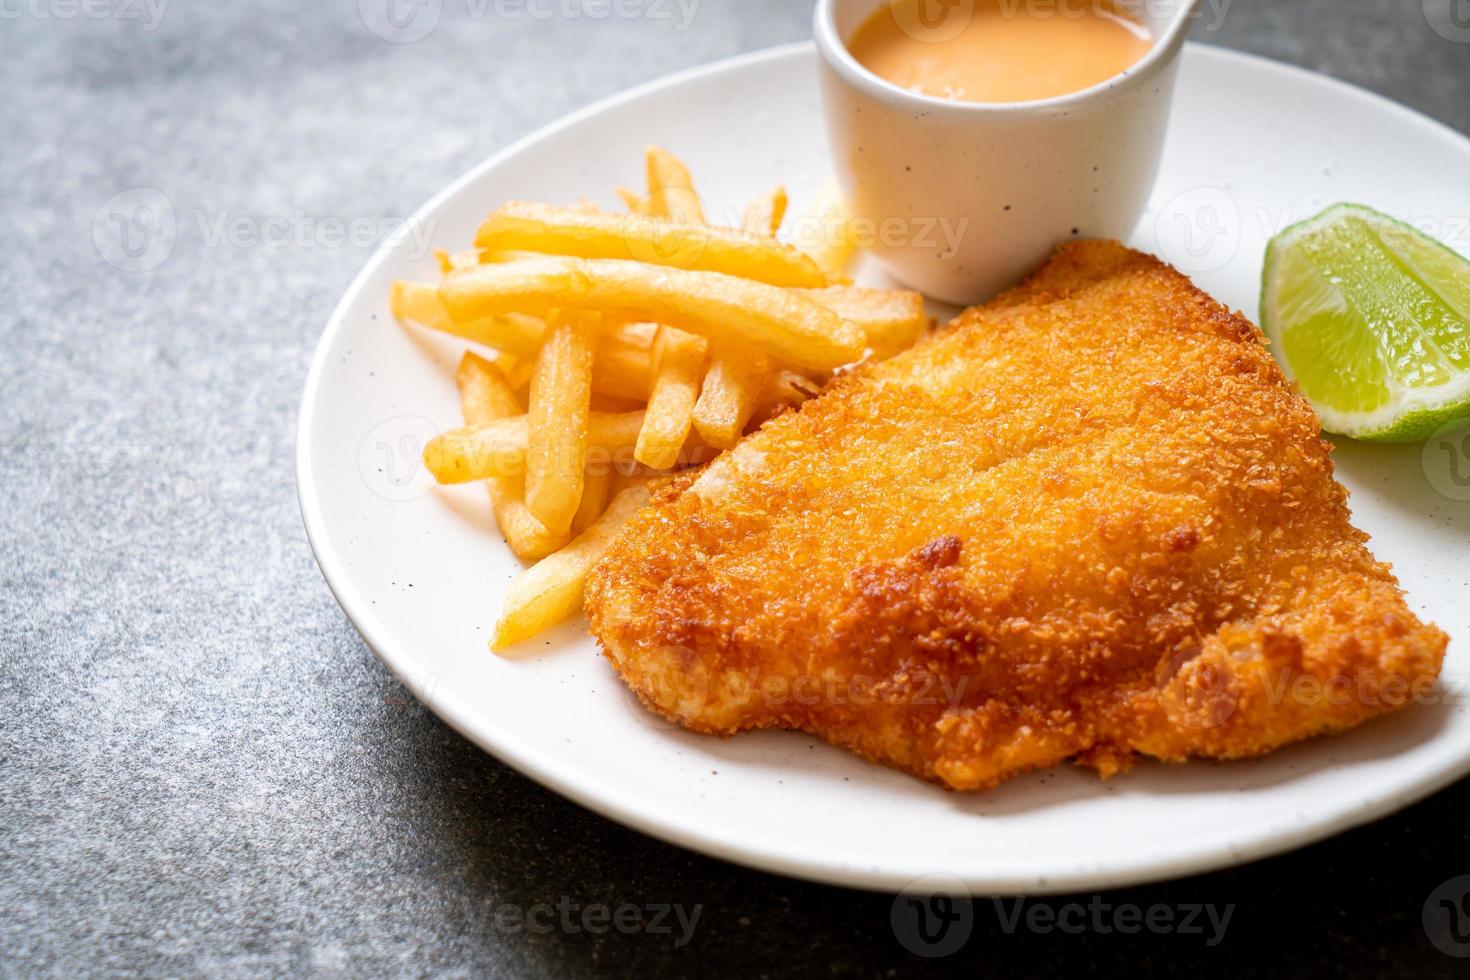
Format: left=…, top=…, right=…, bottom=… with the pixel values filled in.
left=585, top=242, right=1448, bottom=791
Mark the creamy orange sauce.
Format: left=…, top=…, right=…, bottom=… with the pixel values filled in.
left=848, top=0, right=1154, bottom=104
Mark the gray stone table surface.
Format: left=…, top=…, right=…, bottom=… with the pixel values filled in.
left=4, top=0, right=1470, bottom=976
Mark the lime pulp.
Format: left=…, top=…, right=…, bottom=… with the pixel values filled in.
left=1260, top=203, right=1470, bottom=442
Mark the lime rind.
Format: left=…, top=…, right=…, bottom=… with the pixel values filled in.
left=1261, top=203, right=1470, bottom=443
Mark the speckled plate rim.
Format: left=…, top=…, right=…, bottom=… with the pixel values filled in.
left=298, top=42, right=1470, bottom=895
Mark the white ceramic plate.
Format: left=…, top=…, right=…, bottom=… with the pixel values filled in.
left=298, top=43, right=1470, bottom=895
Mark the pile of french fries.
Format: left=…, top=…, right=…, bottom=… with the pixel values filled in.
left=390, top=148, right=929, bottom=651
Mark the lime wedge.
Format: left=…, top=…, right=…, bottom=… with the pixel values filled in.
left=1261, top=203, right=1470, bottom=442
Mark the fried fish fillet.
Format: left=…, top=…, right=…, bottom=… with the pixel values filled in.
left=585, top=242, right=1448, bottom=791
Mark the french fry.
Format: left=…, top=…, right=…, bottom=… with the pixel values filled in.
left=398, top=148, right=933, bottom=654
left=525, top=313, right=598, bottom=534
left=451, top=313, right=547, bottom=362
left=457, top=351, right=521, bottom=425
left=435, top=249, right=484, bottom=275
left=490, top=474, right=566, bottom=560
left=590, top=392, right=646, bottom=414
left=492, top=351, right=524, bottom=380
left=573, top=467, right=613, bottom=534
left=742, top=186, right=789, bottom=238
left=633, top=163, right=727, bottom=460
left=608, top=463, right=644, bottom=495
left=391, top=280, right=456, bottom=331
left=642, top=167, right=771, bottom=452
left=457, top=354, right=569, bottom=561
left=492, top=483, right=651, bottom=651
left=616, top=187, right=648, bottom=215
left=425, top=417, right=527, bottom=484
left=592, top=329, right=654, bottom=402
left=502, top=358, right=536, bottom=393
left=799, top=285, right=927, bottom=359
left=392, top=281, right=547, bottom=361
left=635, top=326, right=707, bottom=469
left=440, top=257, right=866, bottom=372
left=424, top=412, right=647, bottom=485
left=692, top=345, right=767, bottom=449
left=608, top=320, right=657, bottom=348
left=753, top=370, right=824, bottom=422
left=799, top=188, right=860, bottom=282
left=645, top=146, right=706, bottom=226
left=476, top=248, right=553, bottom=265
left=473, top=203, right=828, bottom=288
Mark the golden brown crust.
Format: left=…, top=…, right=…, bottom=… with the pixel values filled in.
left=585, top=241, right=1448, bottom=791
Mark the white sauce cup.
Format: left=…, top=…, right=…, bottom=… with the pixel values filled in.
left=814, top=0, right=1202, bottom=304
